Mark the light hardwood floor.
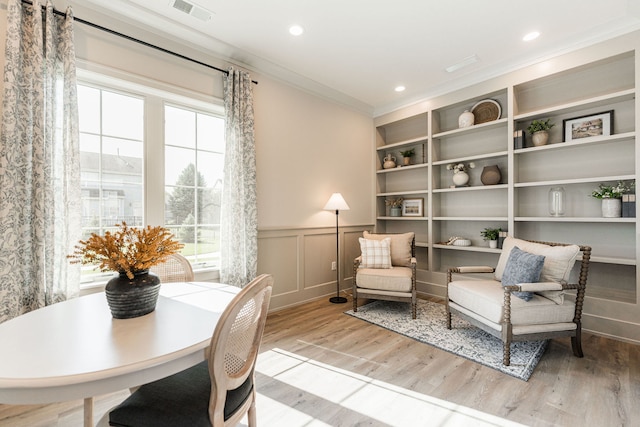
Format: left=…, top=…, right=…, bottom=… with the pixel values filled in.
left=1, top=295, right=638, bottom=426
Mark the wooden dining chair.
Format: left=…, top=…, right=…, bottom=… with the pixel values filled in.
left=107, top=274, right=274, bottom=427
left=149, top=252, right=194, bottom=282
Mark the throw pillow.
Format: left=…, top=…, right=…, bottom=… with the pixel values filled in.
left=363, top=231, right=414, bottom=267
left=495, top=237, right=580, bottom=304
left=358, top=237, right=392, bottom=269
left=501, top=246, right=545, bottom=301
left=495, top=237, right=579, bottom=283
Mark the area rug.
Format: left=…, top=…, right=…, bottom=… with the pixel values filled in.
left=345, top=300, right=547, bottom=381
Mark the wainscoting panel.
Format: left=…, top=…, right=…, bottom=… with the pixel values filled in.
left=303, top=233, right=336, bottom=288
left=258, top=225, right=372, bottom=311
left=257, top=233, right=300, bottom=296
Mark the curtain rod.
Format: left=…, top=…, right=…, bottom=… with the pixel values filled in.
left=21, top=0, right=258, bottom=84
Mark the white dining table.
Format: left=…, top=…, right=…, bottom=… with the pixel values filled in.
left=0, top=282, right=240, bottom=427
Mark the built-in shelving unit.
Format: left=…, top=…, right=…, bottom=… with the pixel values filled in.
left=373, top=42, right=639, bottom=342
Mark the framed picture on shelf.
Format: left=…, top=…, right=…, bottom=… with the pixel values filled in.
left=402, top=198, right=423, bottom=217
left=563, top=110, right=613, bottom=142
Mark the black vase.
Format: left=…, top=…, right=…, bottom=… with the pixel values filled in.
left=105, top=270, right=161, bottom=319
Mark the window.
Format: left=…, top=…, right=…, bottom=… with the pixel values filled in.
left=78, top=85, right=144, bottom=234
left=164, top=105, right=225, bottom=269
left=77, top=77, right=224, bottom=284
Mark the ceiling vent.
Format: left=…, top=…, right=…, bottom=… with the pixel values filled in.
left=170, top=0, right=213, bottom=22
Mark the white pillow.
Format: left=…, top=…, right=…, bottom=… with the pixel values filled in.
left=495, top=237, right=580, bottom=283
left=359, top=237, right=392, bottom=269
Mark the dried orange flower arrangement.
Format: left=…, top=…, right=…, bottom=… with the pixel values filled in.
left=68, top=222, right=184, bottom=280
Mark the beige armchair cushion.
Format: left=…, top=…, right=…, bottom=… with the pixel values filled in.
left=448, top=280, right=576, bottom=326
left=356, top=266, right=413, bottom=292
left=494, top=237, right=580, bottom=304
left=363, top=231, right=414, bottom=267
left=495, top=237, right=580, bottom=282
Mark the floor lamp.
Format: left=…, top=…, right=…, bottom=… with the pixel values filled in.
left=324, top=193, right=350, bottom=304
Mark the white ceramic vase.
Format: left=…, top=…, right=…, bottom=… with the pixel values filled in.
left=489, top=240, right=498, bottom=249
left=452, top=171, right=469, bottom=186
left=601, top=198, right=622, bottom=218
left=458, top=110, right=474, bottom=128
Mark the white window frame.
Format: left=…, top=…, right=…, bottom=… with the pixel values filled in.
left=76, top=65, right=225, bottom=290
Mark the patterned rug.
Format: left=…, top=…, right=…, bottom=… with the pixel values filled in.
left=345, top=300, right=547, bottom=381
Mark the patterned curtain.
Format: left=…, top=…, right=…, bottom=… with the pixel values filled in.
left=220, top=67, right=257, bottom=287
left=0, top=0, right=80, bottom=323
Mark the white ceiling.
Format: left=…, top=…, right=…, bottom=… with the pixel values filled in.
left=74, top=0, right=640, bottom=116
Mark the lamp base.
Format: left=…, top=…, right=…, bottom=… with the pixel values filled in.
left=329, top=296, right=348, bottom=304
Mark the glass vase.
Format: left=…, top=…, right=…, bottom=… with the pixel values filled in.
left=548, top=187, right=565, bottom=217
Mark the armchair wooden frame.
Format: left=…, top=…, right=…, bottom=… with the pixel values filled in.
left=446, top=240, right=591, bottom=366
left=353, top=236, right=417, bottom=319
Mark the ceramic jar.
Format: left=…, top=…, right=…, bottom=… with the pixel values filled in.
left=390, top=206, right=402, bottom=217
left=458, top=110, right=474, bottom=128
left=480, top=165, right=501, bottom=185
left=383, top=154, right=396, bottom=169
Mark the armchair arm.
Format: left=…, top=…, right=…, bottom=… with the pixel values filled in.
left=410, top=257, right=417, bottom=265
left=447, top=266, right=495, bottom=283
left=354, top=256, right=362, bottom=268
left=503, top=280, right=572, bottom=293
left=508, top=281, right=564, bottom=293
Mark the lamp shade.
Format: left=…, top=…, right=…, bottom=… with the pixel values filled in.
left=324, top=193, right=350, bottom=211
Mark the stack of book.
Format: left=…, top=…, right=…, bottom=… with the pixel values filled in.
left=498, top=230, right=508, bottom=249
left=513, top=130, right=525, bottom=149
left=622, top=194, right=636, bottom=218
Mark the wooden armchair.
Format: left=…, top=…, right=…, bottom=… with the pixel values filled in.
left=446, top=237, right=591, bottom=366
left=353, top=232, right=417, bottom=319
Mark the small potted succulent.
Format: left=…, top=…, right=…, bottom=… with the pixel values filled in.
left=480, top=227, right=501, bottom=249
left=526, top=119, right=554, bottom=146
left=399, top=148, right=415, bottom=166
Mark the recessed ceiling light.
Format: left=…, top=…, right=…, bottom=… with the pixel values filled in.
left=395, top=86, right=406, bottom=92
left=289, top=25, right=304, bottom=36
left=523, top=31, right=540, bottom=41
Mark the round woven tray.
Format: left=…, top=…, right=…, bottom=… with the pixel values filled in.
left=471, top=99, right=501, bottom=124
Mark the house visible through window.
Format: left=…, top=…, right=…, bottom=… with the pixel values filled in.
left=164, top=105, right=225, bottom=269
left=77, top=81, right=224, bottom=283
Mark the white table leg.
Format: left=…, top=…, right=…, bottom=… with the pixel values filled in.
left=84, top=397, right=94, bottom=427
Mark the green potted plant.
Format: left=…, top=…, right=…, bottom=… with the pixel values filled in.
left=480, top=227, right=501, bottom=248
left=526, top=119, right=554, bottom=147
left=399, top=148, right=415, bottom=166
left=590, top=180, right=634, bottom=218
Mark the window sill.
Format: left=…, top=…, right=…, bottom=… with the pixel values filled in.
left=79, top=268, right=221, bottom=297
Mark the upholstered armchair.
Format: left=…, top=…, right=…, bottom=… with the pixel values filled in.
left=353, top=231, right=417, bottom=319
left=446, top=237, right=591, bottom=366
